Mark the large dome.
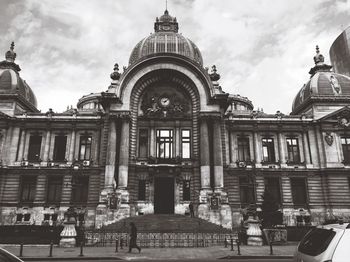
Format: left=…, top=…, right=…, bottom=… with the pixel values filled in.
left=129, top=10, right=203, bottom=66
left=292, top=46, right=350, bottom=114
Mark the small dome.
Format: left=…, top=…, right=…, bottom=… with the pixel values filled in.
left=0, top=43, right=37, bottom=109
left=129, top=10, right=203, bottom=66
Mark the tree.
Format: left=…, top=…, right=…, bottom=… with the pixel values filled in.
left=261, top=189, right=283, bottom=228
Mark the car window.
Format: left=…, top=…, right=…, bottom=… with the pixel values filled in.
left=298, top=228, right=336, bottom=256
left=0, top=252, right=16, bottom=262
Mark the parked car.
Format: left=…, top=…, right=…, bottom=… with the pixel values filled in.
left=293, top=222, right=350, bottom=262
left=0, top=247, right=24, bottom=262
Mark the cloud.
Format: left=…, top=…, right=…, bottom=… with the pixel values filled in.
left=0, top=0, right=349, bottom=113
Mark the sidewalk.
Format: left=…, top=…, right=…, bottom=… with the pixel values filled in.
left=1, top=243, right=297, bottom=260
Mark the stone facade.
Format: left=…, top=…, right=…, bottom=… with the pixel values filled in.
left=0, top=10, right=350, bottom=230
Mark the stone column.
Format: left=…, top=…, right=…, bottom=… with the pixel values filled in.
left=105, top=119, right=117, bottom=190
left=302, top=129, right=311, bottom=166
left=253, top=130, right=262, bottom=167
left=68, top=128, right=76, bottom=162
left=175, top=121, right=180, bottom=157
left=17, top=128, right=26, bottom=161
left=117, top=118, right=129, bottom=189
left=229, top=130, right=235, bottom=164
left=150, top=121, right=155, bottom=157
left=200, top=119, right=210, bottom=190
left=213, top=119, right=224, bottom=190
left=277, top=131, right=286, bottom=166
left=43, top=129, right=51, bottom=162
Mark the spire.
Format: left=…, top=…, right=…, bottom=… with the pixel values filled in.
left=309, top=45, right=332, bottom=76
left=0, top=42, right=21, bottom=72
left=154, top=8, right=179, bottom=33
left=5, top=42, right=16, bottom=63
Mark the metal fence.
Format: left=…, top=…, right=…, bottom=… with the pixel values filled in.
left=84, top=231, right=237, bottom=248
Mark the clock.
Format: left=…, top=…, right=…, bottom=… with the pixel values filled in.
left=159, top=96, right=170, bottom=107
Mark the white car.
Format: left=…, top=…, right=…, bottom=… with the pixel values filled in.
left=293, top=222, right=350, bottom=262
left=0, top=247, right=24, bottom=262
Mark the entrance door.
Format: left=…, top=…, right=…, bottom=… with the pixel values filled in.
left=154, top=177, right=174, bottom=214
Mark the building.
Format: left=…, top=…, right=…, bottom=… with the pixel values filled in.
left=0, top=10, right=350, bottom=229
left=330, top=26, right=350, bottom=77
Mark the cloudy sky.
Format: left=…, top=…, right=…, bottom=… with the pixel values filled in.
left=0, top=0, right=349, bottom=114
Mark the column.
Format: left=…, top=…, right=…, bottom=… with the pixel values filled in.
left=150, top=121, right=155, bottom=157
left=277, top=131, right=286, bottom=164
left=253, top=130, right=261, bottom=166
left=118, top=118, right=130, bottom=189
left=200, top=119, right=210, bottom=189
left=105, top=119, right=117, bottom=190
left=68, top=129, right=76, bottom=162
left=213, top=119, right=224, bottom=190
left=43, top=129, right=51, bottom=162
left=230, top=130, right=235, bottom=164
left=17, top=128, right=26, bottom=161
left=302, top=130, right=311, bottom=165
left=175, top=120, right=180, bottom=157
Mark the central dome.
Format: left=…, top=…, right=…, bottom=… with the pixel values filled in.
left=129, top=10, right=203, bottom=66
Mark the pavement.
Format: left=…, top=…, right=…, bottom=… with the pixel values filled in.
left=0, top=243, right=297, bottom=260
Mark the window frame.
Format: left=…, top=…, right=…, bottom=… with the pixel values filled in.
left=239, top=176, right=256, bottom=206
left=181, top=129, right=191, bottom=159
left=27, top=135, right=42, bottom=162
left=46, top=176, right=63, bottom=205
left=182, top=180, right=191, bottom=201
left=53, top=135, right=67, bottom=162
left=286, top=137, right=301, bottom=164
left=156, top=129, right=174, bottom=159
left=70, top=176, right=89, bottom=204
left=138, top=128, right=149, bottom=158
left=19, top=175, right=37, bottom=203
left=290, top=177, right=308, bottom=207
left=138, top=180, right=146, bottom=201
left=261, top=137, right=276, bottom=163
left=237, top=136, right=251, bottom=162
left=79, top=135, right=92, bottom=161
left=264, top=177, right=282, bottom=204
left=341, top=136, right=350, bottom=164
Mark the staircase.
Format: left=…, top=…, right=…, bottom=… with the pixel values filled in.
left=101, top=214, right=232, bottom=233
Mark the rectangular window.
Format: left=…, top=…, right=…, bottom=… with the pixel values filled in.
left=264, top=177, right=281, bottom=204
left=138, top=180, right=146, bottom=201
left=71, top=176, right=89, bottom=204
left=290, top=177, right=308, bottom=206
left=341, top=137, right=350, bottom=164
left=286, top=138, right=300, bottom=163
left=20, top=176, right=37, bottom=203
left=28, top=135, right=42, bottom=162
left=46, top=176, right=63, bottom=204
left=53, top=135, right=67, bottom=162
left=138, top=129, right=148, bottom=158
left=181, top=130, right=191, bottom=159
left=239, top=176, right=256, bottom=205
left=237, top=136, right=251, bottom=161
left=156, top=129, right=173, bottom=159
left=79, top=136, right=92, bottom=160
left=262, top=138, right=275, bottom=163
left=183, top=180, right=191, bottom=201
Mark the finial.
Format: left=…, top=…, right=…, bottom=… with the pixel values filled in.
left=309, top=45, right=332, bottom=76
left=110, top=63, right=121, bottom=81
left=10, top=42, right=15, bottom=51
left=315, top=45, right=319, bottom=54
left=5, top=41, right=17, bottom=63
left=209, top=65, right=220, bottom=81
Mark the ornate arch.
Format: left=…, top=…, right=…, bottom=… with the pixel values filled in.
left=129, top=69, right=200, bottom=160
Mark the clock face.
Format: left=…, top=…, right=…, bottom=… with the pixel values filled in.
left=160, top=96, right=170, bottom=107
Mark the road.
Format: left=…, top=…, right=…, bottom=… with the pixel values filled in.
left=25, top=259, right=293, bottom=262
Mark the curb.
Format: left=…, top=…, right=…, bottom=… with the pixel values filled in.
left=22, top=257, right=123, bottom=261
left=220, top=255, right=293, bottom=260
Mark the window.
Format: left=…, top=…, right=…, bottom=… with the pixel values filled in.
left=262, top=138, right=275, bottom=163
left=264, top=177, right=281, bottom=204
left=290, top=177, right=308, bottom=206
left=28, top=135, right=42, bottom=162
left=53, top=135, right=67, bottom=161
left=286, top=138, right=300, bottom=163
left=341, top=137, right=350, bottom=164
left=138, top=129, right=148, bottom=158
left=71, top=176, right=89, bottom=204
left=237, top=136, right=251, bottom=161
left=46, top=176, right=63, bottom=204
left=79, top=136, right=92, bottom=160
left=239, top=176, right=256, bottom=205
left=181, top=130, right=191, bottom=159
left=298, top=228, right=336, bottom=256
left=156, top=129, right=173, bottom=159
left=183, top=180, right=191, bottom=201
left=138, top=180, right=146, bottom=201
left=20, top=176, right=37, bottom=203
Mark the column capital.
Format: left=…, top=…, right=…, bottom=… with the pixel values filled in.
left=199, top=112, right=222, bottom=121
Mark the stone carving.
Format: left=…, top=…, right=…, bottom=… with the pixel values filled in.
left=329, top=75, right=341, bottom=95
left=141, top=93, right=189, bottom=118
left=324, top=132, right=334, bottom=146
left=338, top=117, right=350, bottom=128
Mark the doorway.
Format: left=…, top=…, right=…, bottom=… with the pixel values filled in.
left=154, top=177, right=174, bottom=214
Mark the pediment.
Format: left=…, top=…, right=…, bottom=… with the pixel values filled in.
left=318, top=106, right=350, bottom=128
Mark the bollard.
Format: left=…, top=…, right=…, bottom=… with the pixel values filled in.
left=19, top=243, right=23, bottom=257
left=79, top=241, right=84, bottom=257
left=230, top=238, right=234, bottom=251
left=236, top=239, right=241, bottom=256
left=224, top=237, right=227, bottom=248
left=115, top=238, right=119, bottom=253
left=269, top=241, right=273, bottom=255
left=48, top=241, right=53, bottom=257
